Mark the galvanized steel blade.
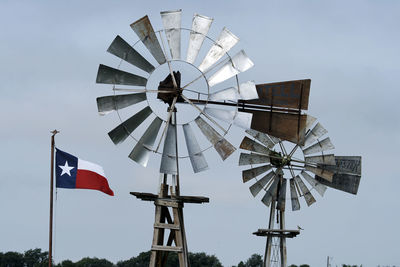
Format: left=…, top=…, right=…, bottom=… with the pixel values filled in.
left=294, top=175, right=316, bottom=206
left=209, top=87, right=239, bottom=101
left=268, top=135, right=281, bottom=144
left=160, top=10, right=182, bottom=60
left=242, top=164, right=272, bottom=183
left=96, top=93, right=146, bottom=115
left=128, top=117, right=162, bottom=167
left=186, top=13, right=213, bottom=64
left=289, top=178, right=301, bottom=211
left=300, top=170, right=327, bottom=197
left=302, top=137, right=335, bottom=155
left=194, top=116, right=235, bottom=160
left=320, top=156, right=361, bottom=176
left=108, top=106, right=152, bottom=145
left=204, top=107, right=252, bottom=129
left=249, top=171, right=276, bottom=197
left=315, top=173, right=361, bottom=195
left=240, top=136, right=270, bottom=155
left=261, top=177, right=279, bottom=207
left=160, top=122, right=177, bottom=175
left=245, top=129, right=275, bottom=148
left=207, top=50, right=254, bottom=87
left=198, top=27, right=239, bottom=72
left=183, top=123, right=209, bottom=173
left=107, top=35, right=155, bottom=73
left=130, top=15, right=166, bottom=65
left=305, top=115, right=317, bottom=132
left=303, top=123, right=328, bottom=147
left=305, top=165, right=334, bottom=182
left=277, top=179, right=287, bottom=211
left=239, top=81, right=258, bottom=100
left=305, top=154, right=336, bottom=165
left=239, top=153, right=270, bottom=166
left=96, top=64, right=147, bottom=86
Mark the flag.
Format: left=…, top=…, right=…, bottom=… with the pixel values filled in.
left=55, top=148, right=114, bottom=196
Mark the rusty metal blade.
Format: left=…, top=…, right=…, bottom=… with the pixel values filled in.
left=130, top=15, right=166, bottom=65
left=241, top=109, right=308, bottom=145
left=249, top=171, right=276, bottom=197
left=198, top=27, right=239, bottom=72
left=302, top=137, right=335, bottom=155
left=245, top=129, right=275, bottom=148
left=204, top=107, right=252, bottom=129
left=319, top=156, right=361, bottom=176
left=160, top=123, right=177, bottom=175
left=96, top=93, right=146, bottom=115
left=305, top=166, right=334, bottom=182
left=277, top=179, right=287, bottom=211
left=242, top=164, right=272, bottom=183
left=315, top=173, right=361, bottom=195
left=303, top=123, right=328, bottom=147
left=96, top=64, right=147, bottom=86
left=305, top=154, right=336, bottom=165
left=239, top=153, right=270, bottom=166
left=294, top=175, right=316, bottom=207
left=194, top=116, right=235, bottom=160
left=240, top=136, right=270, bottom=155
left=183, top=123, right=209, bottom=173
left=107, top=35, right=155, bottom=73
left=289, top=178, right=301, bottom=211
left=108, top=106, right=152, bottom=145
left=238, top=79, right=311, bottom=110
left=208, top=50, right=254, bottom=87
left=160, top=9, right=181, bottom=60
left=186, top=13, right=213, bottom=64
left=261, top=177, right=279, bottom=207
left=300, top=170, right=327, bottom=197
left=128, top=117, right=162, bottom=167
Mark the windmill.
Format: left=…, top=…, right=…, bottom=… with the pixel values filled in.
left=238, top=82, right=362, bottom=266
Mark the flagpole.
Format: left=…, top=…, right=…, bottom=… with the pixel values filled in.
left=49, top=129, right=59, bottom=267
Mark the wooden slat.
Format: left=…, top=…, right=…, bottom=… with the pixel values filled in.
left=152, top=245, right=183, bottom=252
left=154, top=223, right=180, bottom=230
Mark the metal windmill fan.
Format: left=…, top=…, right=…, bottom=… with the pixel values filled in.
left=237, top=81, right=362, bottom=267
left=95, top=10, right=259, bottom=267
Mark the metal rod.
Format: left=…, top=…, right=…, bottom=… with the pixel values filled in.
left=158, top=32, right=178, bottom=89
left=113, top=88, right=175, bottom=93
left=49, top=129, right=59, bottom=267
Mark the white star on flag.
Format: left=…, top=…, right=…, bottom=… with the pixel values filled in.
left=59, top=161, right=74, bottom=176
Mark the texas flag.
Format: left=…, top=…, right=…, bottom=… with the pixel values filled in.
left=55, top=148, right=114, bottom=196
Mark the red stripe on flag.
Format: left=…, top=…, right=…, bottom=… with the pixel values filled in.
left=76, top=169, right=114, bottom=196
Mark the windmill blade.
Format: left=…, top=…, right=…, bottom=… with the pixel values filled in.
left=289, top=178, right=301, bottom=211
left=128, top=117, right=162, bottom=167
left=239, top=153, right=270, bottom=166
left=96, top=64, right=147, bottom=86
left=300, top=170, right=327, bottom=197
left=245, top=129, right=275, bottom=148
left=108, top=106, right=152, bottom=145
left=239, top=81, right=258, bottom=100
left=194, top=116, right=235, bottom=160
left=305, top=154, right=336, bottom=166
left=302, top=137, right=335, bottom=155
left=107, top=35, right=155, bottom=74
left=294, top=175, right=316, bottom=207
left=305, top=166, right=334, bottom=182
left=209, top=87, right=239, bottom=101
left=242, top=164, right=272, bottom=183
left=130, top=15, right=166, bottom=65
left=240, top=136, right=270, bottom=155
left=160, top=123, right=177, bottom=175
left=186, top=13, right=213, bottom=64
left=183, top=123, right=209, bottom=173
left=305, top=115, right=317, bottom=132
left=276, top=178, right=287, bottom=211
left=249, top=171, right=276, bottom=197
left=96, top=93, right=146, bottom=115
left=160, top=9, right=182, bottom=60
left=261, top=176, right=279, bottom=207
left=319, top=156, right=361, bottom=176
left=204, top=107, right=252, bottom=129
left=303, top=123, right=328, bottom=147
left=198, top=27, right=239, bottom=72
left=208, top=50, right=254, bottom=87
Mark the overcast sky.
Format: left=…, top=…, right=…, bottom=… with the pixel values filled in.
left=1, top=1, right=399, bottom=266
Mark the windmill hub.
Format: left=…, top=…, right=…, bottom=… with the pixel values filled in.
left=270, top=150, right=291, bottom=168
left=157, top=71, right=184, bottom=106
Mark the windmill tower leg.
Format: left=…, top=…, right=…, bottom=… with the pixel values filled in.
left=279, top=210, right=287, bottom=267
left=264, top=200, right=276, bottom=267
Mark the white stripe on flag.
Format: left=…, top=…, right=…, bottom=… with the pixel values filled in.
left=78, top=158, right=106, bottom=177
